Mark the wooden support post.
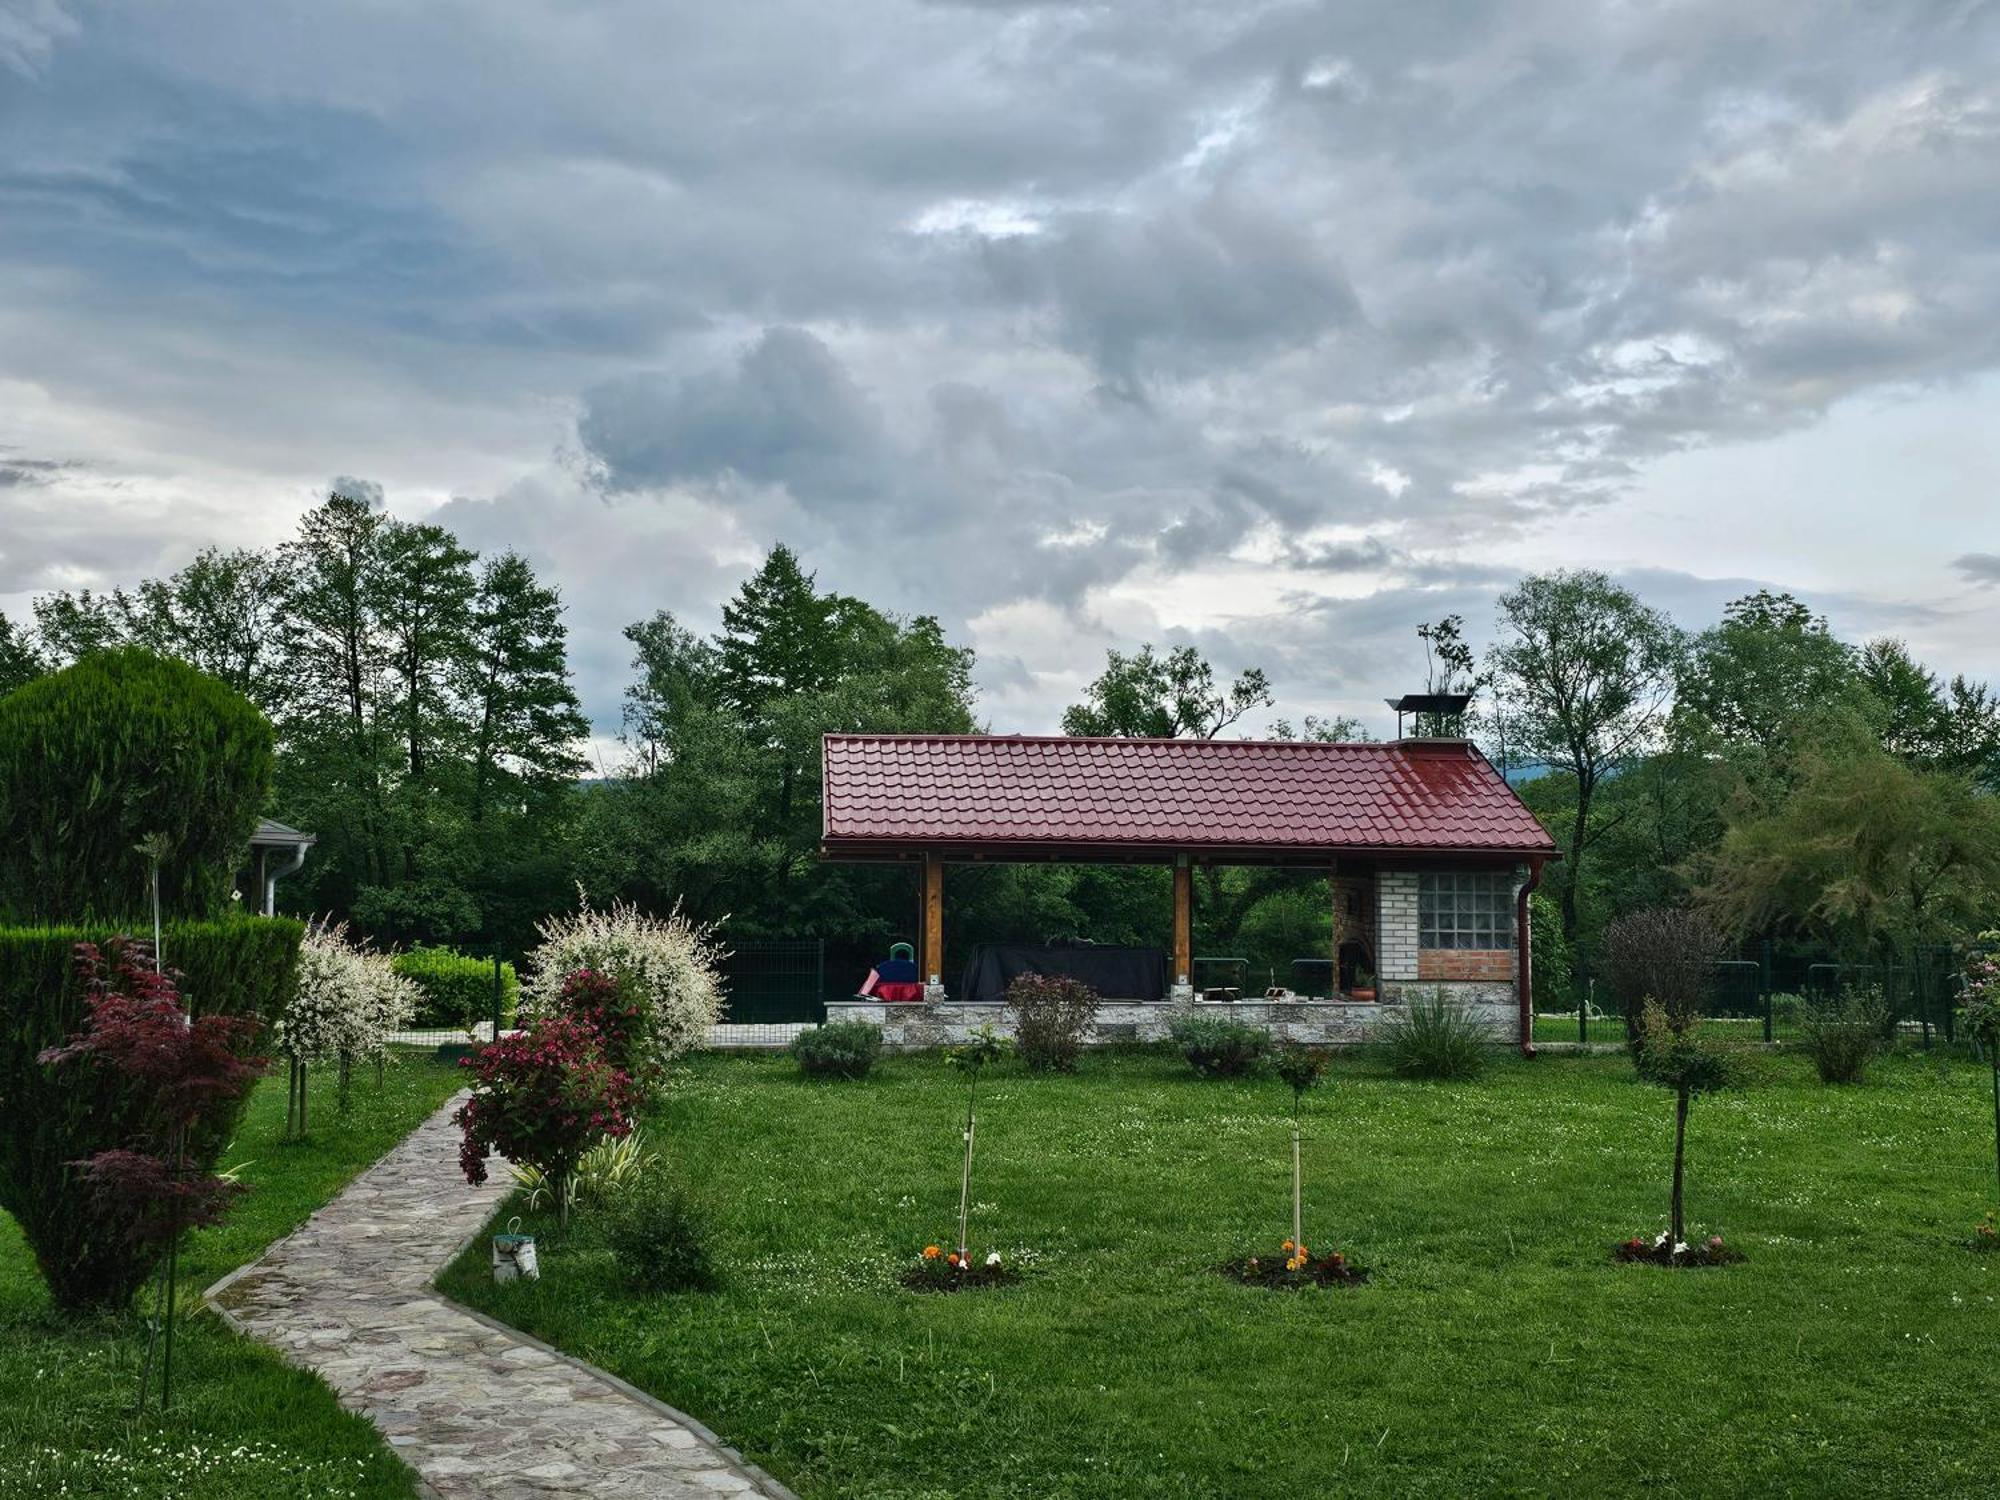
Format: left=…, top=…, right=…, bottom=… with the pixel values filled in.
left=923, top=851, right=945, bottom=989
left=1172, top=856, right=1192, bottom=987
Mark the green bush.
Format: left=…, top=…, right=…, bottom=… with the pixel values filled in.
left=1168, top=1016, right=1268, bottom=1079
left=603, top=1175, right=720, bottom=1293
left=1377, top=988, right=1490, bottom=1081
left=1800, top=986, right=1890, bottom=1084
left=1770, top=991, right=1806, bottom=1026
left=792, top=1019, right=883, bottom=1080
left=1005, top=972, right=1098, bottom=1073
left=0, top=648, right=273, bottom=924
left=393, top=944, right=517, bottom=1031
left=0, top=917, right=301, bottom=1308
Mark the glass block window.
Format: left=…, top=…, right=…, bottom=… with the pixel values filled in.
left=1418, top=872, right=1516, bottom=949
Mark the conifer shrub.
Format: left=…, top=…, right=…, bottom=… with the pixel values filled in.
left=0, top=648, right=272, bottom=924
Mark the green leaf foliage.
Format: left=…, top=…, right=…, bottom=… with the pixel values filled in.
left=0, top=917, right=301, bottom=1308
left=0, top=648, right=273, bottom=924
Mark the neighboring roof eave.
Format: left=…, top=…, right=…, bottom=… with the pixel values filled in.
left=250, top=817, right=318, bottom=848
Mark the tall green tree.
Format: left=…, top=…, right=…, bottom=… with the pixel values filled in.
left=1489, top=571, right=1683, bottom=941
left=1062, top=643, right=1272, bottom=738
left=1673, top=591, right=1856, bottom=756
left=0, top=614, right=44, bottom=695
left=1699, top=721, right=2000, bottom=965
left=463, top=552, right=589, bottom=822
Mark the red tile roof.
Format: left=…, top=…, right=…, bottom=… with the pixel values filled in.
left=822, top=734, right=1556, bottom=858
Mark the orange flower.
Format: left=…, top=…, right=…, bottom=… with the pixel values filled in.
left=1281, top=1239, right=1294, bottom=1251
left=947, top=1252, right=961, bottom=1267
left=922, top=1245, right=941, bottom=1260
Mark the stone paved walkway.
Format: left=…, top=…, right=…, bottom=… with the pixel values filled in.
left=207, top=1095, right=795, bottom=1500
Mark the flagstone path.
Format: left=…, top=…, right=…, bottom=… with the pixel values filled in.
left=206, top=1094, right=796, bottom=1500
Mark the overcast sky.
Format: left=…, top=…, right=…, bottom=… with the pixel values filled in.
left=3, top=0, right=1997, bottom=752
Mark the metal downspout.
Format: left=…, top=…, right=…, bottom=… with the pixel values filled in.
left=1517, top=857, right=1545, bottom=1058
left=264, top=841, right=310, bottom=917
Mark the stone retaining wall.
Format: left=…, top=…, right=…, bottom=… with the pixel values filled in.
left=826, top=987, right=1515, bottom=1050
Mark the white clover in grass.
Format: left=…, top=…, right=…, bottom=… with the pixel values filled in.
left=523, top=894, right=726, bottom=1067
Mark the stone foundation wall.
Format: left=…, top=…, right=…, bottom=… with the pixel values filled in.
left=825, top=989, right=1515, bottom=1050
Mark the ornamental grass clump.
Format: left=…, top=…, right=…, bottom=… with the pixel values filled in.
left=1799, top=985, right=1890, bottom=1085
left=1623, top=999, right=1744, bottom=1268
left=455, top=1014, right=635, bottom=1228
left=524, top=896, right=725, bottom=1071
left=1377, top=987, right=1488, bottom=1081
left=1005, top=972, right=1097, bottom=1073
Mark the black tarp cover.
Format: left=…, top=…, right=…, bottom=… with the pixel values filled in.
left=956, top=944, right=1169, bottom=1004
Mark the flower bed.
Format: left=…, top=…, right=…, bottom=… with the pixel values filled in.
left=1613, top=1231, right=1744, bottom=1268
left=900, top=1244, right=1020, bottom=1293
left=1218, top=1241, right=1370, bottom=1290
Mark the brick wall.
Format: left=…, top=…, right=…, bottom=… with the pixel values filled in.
left=1376, top=870, right=1419, bottom=981
left=1418, top=948, right=1515, bottom=982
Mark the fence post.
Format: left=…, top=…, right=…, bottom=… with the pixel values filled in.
left=491, top=952, right=504, bottom=1042
left=1760, top=938, right=1774, bottom=1044
left=1577, top=948, right=1588, bottom=1046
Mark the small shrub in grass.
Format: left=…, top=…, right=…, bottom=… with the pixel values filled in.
left=1769, top=991, right=1805, bottom=1027
left=1799, top=986, right=1889, bottom=1084
left=1168, top=1016, right=1268, bottom=1078
left=792, top=1019, right=883, bottom=1080
left=1377, top=988, right=1488, bottom=1080
left=604, top=1175, right=720, bottom=1293
left=1006, top=972, right=1097, bottom=1072
left=455, top=1014, right=634, bottom=1227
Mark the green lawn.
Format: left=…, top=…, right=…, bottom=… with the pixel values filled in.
left=444, top=1047, right=2000, bottom=1499
left=0, top=1051, right=466, bottom=1499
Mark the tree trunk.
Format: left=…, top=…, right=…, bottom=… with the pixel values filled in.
left=1670, top=1085, right=1690, bottom=1251
left=1561, top=771, right=1595, bottom=943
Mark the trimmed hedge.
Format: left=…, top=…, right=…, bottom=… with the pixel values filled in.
left=0, top=648, right=273, bottom=924
left=392, top=945, right=518, bottom=1031
left=0, top=917, right=301, bottom=1309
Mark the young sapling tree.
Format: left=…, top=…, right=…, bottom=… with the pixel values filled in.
left=1632, top=999, right=1740, bottom=1261
left=1273, top=1044, right=1327, bottom=1261
left=945, top=1025, right=1009, bottom=1266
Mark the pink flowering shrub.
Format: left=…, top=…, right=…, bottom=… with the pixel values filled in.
left=554, top=968, right=652, bottom=1087
left=454, top=1014, right=634, bottom=1226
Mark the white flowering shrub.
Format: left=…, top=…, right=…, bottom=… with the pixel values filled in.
left=281, top=919, right=418, bottom=1066
left=523, top=897, right=727, bottom=1067
left=282, top=920, right=370, bottom=1064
